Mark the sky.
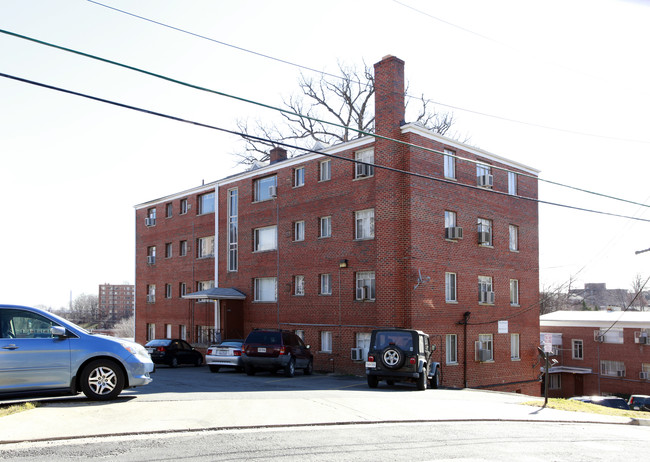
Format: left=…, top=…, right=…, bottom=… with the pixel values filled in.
left=1, top=0, right=649, bottom=309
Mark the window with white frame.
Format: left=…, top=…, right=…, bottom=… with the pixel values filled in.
left=165, top=324, right=172, bottom=338
left=320, top=216, right=332, bottom=238
left=165, top=242, right=173, bottom=259
left=600, top=328, right=624, bottom=344
left=294, top=275, right=305, bottom=296
left=294, top=167, right=305, bottom=187
left=446, top=334, right=458, bottom=364
left=549, top=374, right=561, bottom=390
left=572, top=339, right=583, bottom=360
left=146, top=207, right=156, bottom=226
left=254, top=175, right=277, bottom=201
left=355, top=148, right=374, bottom=178
left=146, top=284, right=156, bottom=303
left=477, top=334, right=493, bottom=361
left=180, top=198, right=188, bottom=215
left=510, top=279, right=519, bottom=306
left=355, top=209, right=375, bottom=240
left=146, top=323, right=155, bottom=341
left=295, top=330, right=305, bottom=341
left=443, top=149, right=456, bottom=179
left=356, top=332, right=371, bottom=360
left=511, top=333, right=520, bottom=360
left=445, top=272, right=457, bottom=303
left=600, top=360, right=626, bottom=377
left=320, top=159, right=331, bottom=181
left=356, top=271, right=376, bottom=300
left=478, top=276, right=494, bottom=304
left=321, top=331, right=333, bottom=352
left=508, top=171, right=517, bottom=195
left=197, top=280, right=214, bottom=291
left=228, top=188, right=238, bottom=272
left=166, top=203, right=173, bottom=218
left=254, top=277, right=277, bottom=302
left=179, top=282, right=186, bottom=297
left=477, top=218, right=492, bottom=246
left=294, top=221, right=305, bottom=241
left=254, top=226, right=277, bottom=251
left=509, top=225, right=519, bottom=251
left=179, top=324, right=186, bottom=340
left=198, top=192, right=215, bottom=215
left=198, top=236, right=215, bottom=258
left=445, top=210, right=457, bottom=228
left=320, top=274, right=332, bottom=295
left=180, top=240, right=187, bottom=257
left=165, top=284, right=172, bottom=299
left=147, top=246, right=156, bottom=265
left=477, top=163, right=491, bottom=178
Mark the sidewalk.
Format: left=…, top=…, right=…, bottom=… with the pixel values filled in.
left=1, top=388, right=645, bottom=444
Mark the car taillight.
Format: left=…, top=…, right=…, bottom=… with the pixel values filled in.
left=409, top=357, right=416, bottom=365
left=206, top=349, right=214, bottom=355
left=234, top=350, right=242, bottom=356
left=279, top=346, right=286, bottom=355
left=156, top=346, right=166, bottom=352
left=368, top=355, right=375, bottom=362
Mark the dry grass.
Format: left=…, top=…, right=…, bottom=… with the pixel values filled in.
left=522, top=398, right=650, bottom=420
left=0, top=402, right=37, bottom=418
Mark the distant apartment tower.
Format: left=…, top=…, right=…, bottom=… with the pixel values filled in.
left=98, top=284, right=135, bottom=324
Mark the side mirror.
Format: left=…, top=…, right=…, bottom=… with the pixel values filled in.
left=51, top=325, right=67, bottom=337
left=431, top=345, right=436, bottom=351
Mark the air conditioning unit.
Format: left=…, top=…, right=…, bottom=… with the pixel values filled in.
left=594, top=330, right=604, bottom=342
left=356, top=163, right=372, bottom=178
left=478, top=174, right=494, bottom=188
left=350, top=347, right=364, bottom=361
left=478, top=349, right=492, bottom=362
left=639, top=336, right=648, bottom=345
left=268, top=185, right=277, bottom=197
left=147, top=256, right=155, bottom=265
left=479, top=291, right=495, bottom=304
left=445, top=227, right=463, bottom=240
left=616, top=370, right=625, bottom=377
left=146, top=295, right=155, bottom=303
left=478, top=231, right=491, bottom=245
left=145, top=217, right=156, bottom=226
left=640, top=372, right=649, bottom=380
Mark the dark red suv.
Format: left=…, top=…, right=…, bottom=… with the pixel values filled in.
left=241, top=329, right=313, bottom=377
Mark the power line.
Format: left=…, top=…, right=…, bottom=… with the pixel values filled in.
left=2, top=28, right=649, bottom=212
left=2, top=70, right=650, bottom=226
left=87, top=0, right=650, bottom=146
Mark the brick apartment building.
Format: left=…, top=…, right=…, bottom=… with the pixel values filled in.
left=540, top=310, right=650, bottom=398
left=98, top=283, right=134, bottom=325
left=135, top=55, right=541, bottom=393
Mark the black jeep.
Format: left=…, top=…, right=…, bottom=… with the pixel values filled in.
left=365, top=328, right=440, bottom=390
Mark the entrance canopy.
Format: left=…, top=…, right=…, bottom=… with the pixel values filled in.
left=182, top=287, right=246, bottom=300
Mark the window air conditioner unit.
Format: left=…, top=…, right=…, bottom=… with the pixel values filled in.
left=146, top=295, right=155, bottom=303
left=616, top=370, right=625, bottom=377
left=147, top=256, right=155, bottom=265
left=145, top=217, right=156, bottom=226
left=479, top=349, right=492, bottom=362
left=478, top=174, right=494, bottom=188
left=640, top=336, right=648, bottom=345
left=479, top=291, right=495, bottom=304
left=640, top=372, right=649, bottom=380
left=268, top=185, right=277, bottom=197
left=445, top=227, right=463, bottom=240
left=478, top=231, right=491, bottom=245
left=594, top=330, right=604, bottom=342
left=356, top=163, right=371, bottom=178
left=351, top=347, right=364, bottom=361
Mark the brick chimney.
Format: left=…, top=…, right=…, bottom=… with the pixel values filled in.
left=373, top=55, right=405, bottom=137
left=269, top=147, right=287, bottom=164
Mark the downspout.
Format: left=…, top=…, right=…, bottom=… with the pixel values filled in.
left=460, top=311, right=471, bottom=388
left=214, top=186, right=220, bottom=341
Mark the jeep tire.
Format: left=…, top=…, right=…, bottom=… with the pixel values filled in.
left=381, top=346, right=405, bottom=369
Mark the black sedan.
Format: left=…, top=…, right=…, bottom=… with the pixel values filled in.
left=145, top=339, right=203, bottom=367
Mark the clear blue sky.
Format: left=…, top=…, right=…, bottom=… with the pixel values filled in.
left=1, top=0, right=649, bottom=309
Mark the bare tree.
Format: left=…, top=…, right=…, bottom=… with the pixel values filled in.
left=629, top=273, right=649, bottom=311
left=67, top=293, right=99, bottom=326
left=235, top=61, right=463, bottom=165
left=112, top=316, right=135, bottom=339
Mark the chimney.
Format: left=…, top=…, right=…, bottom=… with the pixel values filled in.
left=269, top=147, right=287, bottom=164
left=373, top=55, right=405, bottom=137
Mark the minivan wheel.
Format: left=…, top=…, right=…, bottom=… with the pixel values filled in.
left=285, top=357, right=296, bottom=377
left=80, top=359, right=124, bottom=401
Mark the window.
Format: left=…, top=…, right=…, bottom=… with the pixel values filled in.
left=179, top=282, right=187, bottom=297
left=320, top=274, right=332, bottom=295
left=477, top=163, right=491, bottom=178
left=600, top=360, right=625, bottom=377
left=165, top=242, right=173, bottom=259
left=166, top=203, right=173, bottom=218
left=356, top=271, right=376, bottom=300
left=321, top=331, right=333, bottom=353
left=198, top=236, right=215, bottom=258
left=180, top=198, right=188, bottom=215
left=0, top=309, right=59, bottom=339
left=477, top=218, right=492, bottom=246
left=572, top=339, right=583, bottom=360
left=165, top=324, right=172, bottom=338
left=599, top=328, right=624, bottom=344
left=147, top=246, right=156, bottom=265
left=294, top=221, right=305, bottom=241
left=180, top=240, right=187, bottom=257
left=356, top=332, right=371, bottom=360
left=445, top=272, right=457, bottom=303
left=443, top=149, right=456, bottom=179
left=179, top=325, right=186, bottom=341
left=254, top=226, right=277, bottom=251
left=294, top=275, right=305, bottom=296
left=165, top=284, right=172, bottom=299
left=508, top=171, right=517, bottom=195
left=295, top=330, right=305, bottom=341
left=355, top=148, right=374, bottom=178
left=509, top=225, right=519, bottom=251
left=511, top=333, right=520, bottom=360
left=445, top=210, right=457, bottom=228
left=146, top=323, right=155, bottom=341
left=198, top=192, right=215, bottom=215
left=320, top=216, right=332, bottom=238
left=294, top=167, right=305, bottom=187
left=255, top=175, right=277, bottom=201
left=478, top=276, right=494, bottom=304
left=549, top=374, right=561, bottom=390
left=320, top=160, right=331, bottom=181
left=446, top=334, right=458, bottom=364
left=145, top=207, right=156, bottom=226
left=510, top=279, right=519, bottom=306
left=477, top=334, right=494, bottom=361
left=254, top=277, right=277, bottom=302
left=228, top=188, right=238, bottom=272
left=146, top=284, right=156, bottom=303
left=355, top=209, right=375, bottom=240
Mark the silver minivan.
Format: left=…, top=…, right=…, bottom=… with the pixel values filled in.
left=0, top=304, right=153, bottom=400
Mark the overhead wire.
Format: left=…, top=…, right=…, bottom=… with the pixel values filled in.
left=1, top=28, right=649, bottom=213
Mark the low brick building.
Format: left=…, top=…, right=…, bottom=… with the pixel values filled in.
left=135, top=55, right=541, bottom=393
left=540, top=310, right=650, bottom=398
